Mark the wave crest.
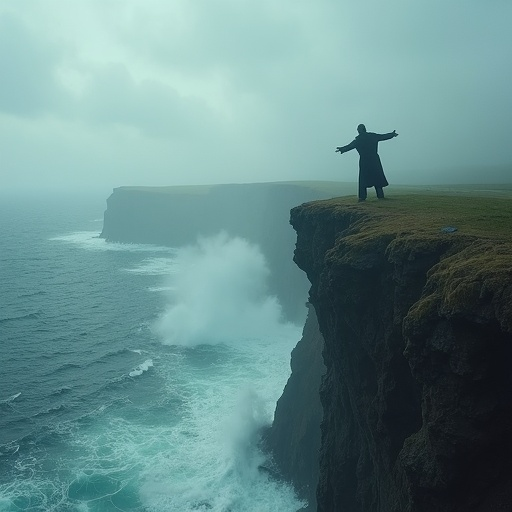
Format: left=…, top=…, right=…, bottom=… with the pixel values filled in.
left=154, top=233, right=290, bottom=346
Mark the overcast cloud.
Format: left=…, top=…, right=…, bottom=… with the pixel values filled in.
left=1, top=0, right=511, bottom=192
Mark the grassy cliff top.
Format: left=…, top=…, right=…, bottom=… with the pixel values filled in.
left=303, top=193, right=512, bottom=241
left=293, top=191, right=512, bottom=332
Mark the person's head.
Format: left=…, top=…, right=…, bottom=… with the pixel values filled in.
left=357, top=124, right=367, bottom=134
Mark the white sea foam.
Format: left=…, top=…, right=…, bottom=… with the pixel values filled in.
left=50, top=231, right=176, bottom=254
left=0, top=313, right=304, bottom=512
left=220, top=387, right=268, bottom=477
left=154, top=232, right=294, bottom=346
left=141, top=230, right=306, bottom=508
left=139, top=331, right=305, bottom=511
left=122, top=257, right=178, bottom=276
left=1, top=392, right=21, bottom=403
left=147, top=286, right=175, bottom=293
left=129, top=359, right=153, bottom=377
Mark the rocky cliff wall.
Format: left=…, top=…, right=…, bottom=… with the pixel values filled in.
left=278, top=195, right=512, bottom=512
left=263, top=304, right=326, bottom=510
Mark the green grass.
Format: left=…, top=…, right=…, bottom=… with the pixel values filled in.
left=300, top=192, right=512, bottom=330
left=309, top=194, right=512, bottom=241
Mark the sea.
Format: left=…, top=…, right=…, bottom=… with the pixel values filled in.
left=0, top=191, right=306, bottom=512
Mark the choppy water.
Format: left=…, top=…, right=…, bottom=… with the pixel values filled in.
left=0, top=192, right=305, bottom=511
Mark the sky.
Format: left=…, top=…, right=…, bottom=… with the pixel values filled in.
left=1, top=0, right=511, bottom=193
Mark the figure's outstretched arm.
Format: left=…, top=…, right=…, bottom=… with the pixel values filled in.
left=377, top=130, right=398, bottom=141
left=335, top=140, right=356, bottom=154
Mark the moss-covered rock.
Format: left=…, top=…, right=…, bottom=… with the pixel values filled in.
left=289, top=193, right=512, bottom=512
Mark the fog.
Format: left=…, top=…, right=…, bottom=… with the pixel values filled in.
left=1, top=1, right=511, bottom=193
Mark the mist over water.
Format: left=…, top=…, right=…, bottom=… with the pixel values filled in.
left=155, top=232, right=293, bottom=346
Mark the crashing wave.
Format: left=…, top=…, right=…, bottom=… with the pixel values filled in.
left=129, top=359, right=154, bottom=377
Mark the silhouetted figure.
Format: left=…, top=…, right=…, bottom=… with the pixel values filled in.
left=336, top=124, right=398, bottom=201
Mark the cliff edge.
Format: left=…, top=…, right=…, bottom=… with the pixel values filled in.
left=289, top=194, right=512, bottom=512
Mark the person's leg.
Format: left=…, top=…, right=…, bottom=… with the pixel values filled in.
left=358, top=181, right=367, bottom=201
left=375, top=186, right=385, bottom=199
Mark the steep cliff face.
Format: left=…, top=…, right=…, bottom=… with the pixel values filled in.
left=289, top=196, right=512, bottom=512
left=263, top=304, right=325, bottom=510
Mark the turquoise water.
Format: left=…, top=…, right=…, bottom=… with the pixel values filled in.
left=0, top=193, right=305, bottom=511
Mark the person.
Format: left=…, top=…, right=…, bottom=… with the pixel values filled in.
left=335, top=124, right=398, bottom=201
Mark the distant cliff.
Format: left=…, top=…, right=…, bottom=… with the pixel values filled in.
left=100, top=182, right=353, bottom=322
left=269, top=194, right=512, bottom=511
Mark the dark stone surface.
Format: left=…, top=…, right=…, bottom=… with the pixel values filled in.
left=288, top=201, right=512, bottom=512
left=263, top=304, right=325, bottom=510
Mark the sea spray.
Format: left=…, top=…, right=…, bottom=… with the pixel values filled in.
left=139, top=233, right=306, bottom=510
left=138, top=369, right=305, bottom=511
left=220, top=387, right=268, bottom=479
left=129, top=359, right=153, bottom=377
left=1, top=211, right=306, bottom=512
left=154, top=232, right=290, bottom=346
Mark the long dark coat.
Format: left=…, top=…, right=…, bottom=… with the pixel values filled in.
left=339, top=132, right=394, bottom=188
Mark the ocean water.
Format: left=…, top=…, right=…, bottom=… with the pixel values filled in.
left=0, top=193, right=305, bottom=512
